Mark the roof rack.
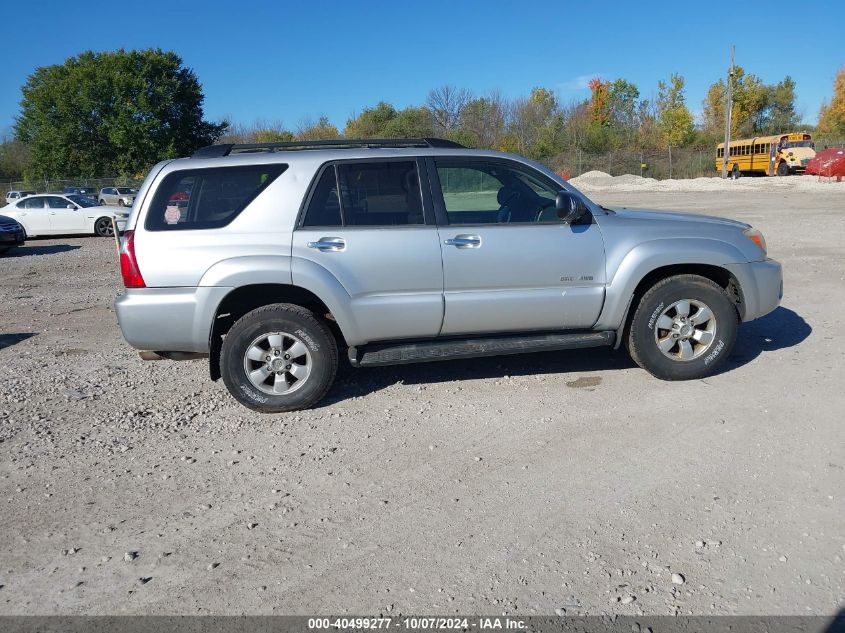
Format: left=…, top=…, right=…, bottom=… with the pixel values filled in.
left=191, top=137, right=465, bottom=158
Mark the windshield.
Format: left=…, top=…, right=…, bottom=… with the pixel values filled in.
left=116, top=187, right=135, bottom=194
left=785, top=140, right=814, bottom=148
left=67, top=194, right=98, bottom=207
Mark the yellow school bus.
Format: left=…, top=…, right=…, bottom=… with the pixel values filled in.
left=716, top=132, right=815, bottom=177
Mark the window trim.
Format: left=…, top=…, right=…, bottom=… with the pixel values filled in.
left=295, top=157, right=431, bottom=230
left=144, top=163, right=287, bottom=232
left=428, top=156, right=577, bottom=227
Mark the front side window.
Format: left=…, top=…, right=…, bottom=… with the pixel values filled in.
left=67, top=195, right=97, bottom=207
left=146, top=164, right=286, bottom=231
left=435, top=160, right=561, bottom=224
left=301, top=160, right=424, bottom=227
left=46, top=196, right=71, bottom=209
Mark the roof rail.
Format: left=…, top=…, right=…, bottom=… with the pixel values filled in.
left=191, top=137, right=465, bottom=158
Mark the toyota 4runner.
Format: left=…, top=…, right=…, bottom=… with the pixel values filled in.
left=114, top=138, right=783, bottom=412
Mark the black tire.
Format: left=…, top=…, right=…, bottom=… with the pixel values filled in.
left=118, top=199, right=125, bottom=207
left=731, top=164, right=741, bottom=179
left=99, top=199, right=106, bottom=205
left=627, top=274, right=738, bottom=381
left=776, top=161, right=789, bottom=176
left=94, top=217, right=114, bottom=237
left=220, top=303, right=338, bottom=412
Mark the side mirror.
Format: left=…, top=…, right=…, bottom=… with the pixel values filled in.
left=555, top=191, right=588, bottom=224
left=67, top=204, right=77, bottom=210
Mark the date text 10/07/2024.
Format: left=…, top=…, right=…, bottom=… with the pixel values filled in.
left=307, top=617, right=528, bottom=630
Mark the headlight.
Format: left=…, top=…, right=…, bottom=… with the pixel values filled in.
left=743, top=228, right=767, bottom=255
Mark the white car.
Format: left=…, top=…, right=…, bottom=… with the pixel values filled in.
left=0, top=193, right=128, bottom=237
left=5, top=190, right=36, bottom=204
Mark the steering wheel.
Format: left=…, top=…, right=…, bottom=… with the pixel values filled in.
left=535, top=198, right=556, bottom=222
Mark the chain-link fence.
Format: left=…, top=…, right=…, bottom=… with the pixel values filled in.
left=4, top=136, right=844, bottom=197
left=1, top=176, right=142, bottom=200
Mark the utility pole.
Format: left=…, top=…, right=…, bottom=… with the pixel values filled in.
left=721, top=46, right=735, bottom=179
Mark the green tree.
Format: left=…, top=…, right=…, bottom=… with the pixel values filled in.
left=0, top=137, right=31, bottom=180
left=344, top=102, right=397, bottom=138
left=383, top=107, right=434, bottom=138
left=608, top=79, right=640, bottom=146
left=458, top=95, right=507, bottom=148
left=656, top=73, right=694, bottom=147
left=702, top=66, right=769, bottom=137
left=15, top=49, right=226, bottom=178
left=763, top=76, right=799, bottom=133
left=818, top=66, right=845, bottom=136
left=296, top=116, right=341, bottom=140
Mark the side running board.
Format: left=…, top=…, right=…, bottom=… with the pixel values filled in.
left=350, top=331, right=614, bottom=368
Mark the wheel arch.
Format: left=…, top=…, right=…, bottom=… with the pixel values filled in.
left=207, top=283, right=348, bottom=381
left=609, top=263, right=744, bottom=348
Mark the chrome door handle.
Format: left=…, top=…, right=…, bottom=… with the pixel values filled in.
left=307, top=237, right=346, bottom=251
left=444, top=235, right=481, bottom=248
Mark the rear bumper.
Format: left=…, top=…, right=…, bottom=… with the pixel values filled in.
left=726, top=258, right=783, bottom=322
left=114, top=286, right=231, bottom=352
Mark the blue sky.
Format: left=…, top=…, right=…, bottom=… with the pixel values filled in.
left=2, top=0, right=843, bottom=135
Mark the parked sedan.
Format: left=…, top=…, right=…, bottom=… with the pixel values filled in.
left=0, top=214, right=26, bottom=254
left=0, top=194, right=127, bottom=237
left=98, top=186, right=137, bottom=207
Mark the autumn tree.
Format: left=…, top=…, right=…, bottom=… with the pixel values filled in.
left=818, top=66, right=845, bottom=136
left=15, top=49, right=226, bottom=178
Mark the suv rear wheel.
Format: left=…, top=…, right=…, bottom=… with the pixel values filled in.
left=627, top=274, right=738, bottom=380
left=220, top=303, right=338, bottom=412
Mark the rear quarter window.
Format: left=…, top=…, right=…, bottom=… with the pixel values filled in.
left=145, top=164, right=286, bottom=231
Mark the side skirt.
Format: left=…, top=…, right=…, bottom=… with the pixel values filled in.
left=349, top=331, right=615, bottom=368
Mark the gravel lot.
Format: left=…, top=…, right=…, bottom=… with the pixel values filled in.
left=0, top=184, right=843, bottom=616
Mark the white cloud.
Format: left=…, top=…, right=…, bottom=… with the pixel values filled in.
left=559, top=74, right=605, bottom=91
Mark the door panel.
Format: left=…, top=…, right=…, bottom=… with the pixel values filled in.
left=16, top=198, right=51, bottom=234
left=291, top=159, right=444, bottom=344
left=293, top=228, right=444, bottom=343
left=431, top=158, right=607, bottom=336
left=439, top=223, right=606, bottom=334
left=45, top=197, right=87, bottom=233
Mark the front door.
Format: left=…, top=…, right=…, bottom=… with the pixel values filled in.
left=430, top=158, right=606, bottom=336
left=292, top=159, right=444, bottom=344
left=45, top=196, right=87, bottom=233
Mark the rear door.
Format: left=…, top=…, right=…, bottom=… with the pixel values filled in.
left=292, top=159, right=444, bottom=343
left=430, top=157, right=606, bottom=335
left=15, top=197, right=51, bottom=234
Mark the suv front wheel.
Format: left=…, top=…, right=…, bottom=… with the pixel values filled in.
left=627, top=275, right=738, bottom=380
left=220, top=303, right=338, bottom=412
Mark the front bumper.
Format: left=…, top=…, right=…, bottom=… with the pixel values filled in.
left=0, top=229, right=25, bottom=246
left=726, top=258, right=783, bottom=322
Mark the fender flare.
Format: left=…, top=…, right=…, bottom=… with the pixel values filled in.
left=198, top=255, right=362, bottom=346
left=594, top=237, right=747, bottom=332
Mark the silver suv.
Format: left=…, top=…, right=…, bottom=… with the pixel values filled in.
left=99, top=187, right=136, bottom=207
left=115, top=138, right=782, bottom=412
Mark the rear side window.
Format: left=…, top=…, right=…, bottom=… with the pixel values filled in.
left=301, top=160, right=424, bottom=227
left=145, top=164, right=286, bottom=231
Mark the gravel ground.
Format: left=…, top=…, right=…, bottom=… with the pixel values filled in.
left=0, top=185, right=843, bottom=616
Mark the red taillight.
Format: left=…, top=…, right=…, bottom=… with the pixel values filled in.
left=119, top=230, right=146, bottom=288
